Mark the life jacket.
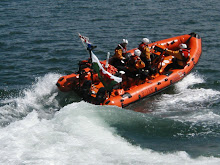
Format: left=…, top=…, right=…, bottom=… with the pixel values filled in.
left=139, top=43, right=150, bottom=54
left=172, top=49, right=190, bottom=67
left=117, top=44, right=127, bottom=56
left=179, top=49, right=190, bottom=61
left=138, top=43, right=151, bottom=62
left=127, top=55, right=137, bottom=67
left=127, top=55, right=145, bottom=71
left=138, top=42, right=147, bottom=52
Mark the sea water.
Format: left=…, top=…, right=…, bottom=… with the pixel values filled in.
left=0, top=0, right=220, bottom=164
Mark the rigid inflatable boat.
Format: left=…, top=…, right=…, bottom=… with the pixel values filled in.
left=56, top=33, right=202, bottom=108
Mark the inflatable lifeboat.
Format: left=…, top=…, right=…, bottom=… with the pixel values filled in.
left=56, top=33, right=202, bottom=108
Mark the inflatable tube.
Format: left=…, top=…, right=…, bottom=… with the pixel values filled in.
left=56, top=33, right=202, bottom=108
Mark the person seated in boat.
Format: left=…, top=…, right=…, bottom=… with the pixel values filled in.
left=138, top=37, right=152, bottom=74
left=125, top=49, right=149, bottom=80
left=139, top=38, right=151, bottom=66
left=164, top=43, right=190, bottom=72
left=110, top=39, right=128, bottom=70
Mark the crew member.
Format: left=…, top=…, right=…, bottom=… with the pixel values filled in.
left=164, top=44, right=190, bottom=71
left=126, top=49, right=147, bottom=79
left=138, top=38, right=151, bottom=69
left=111, top=39, right=128, bottom=68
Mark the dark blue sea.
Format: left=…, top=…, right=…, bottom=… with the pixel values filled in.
left=1, top=0, right=220, bottom=164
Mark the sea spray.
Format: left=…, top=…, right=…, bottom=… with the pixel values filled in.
left=155, top=72, right=220, bottom=112
left=0, top=73, right=62, bottom=126
left=0, top=102, right=220, bottom=164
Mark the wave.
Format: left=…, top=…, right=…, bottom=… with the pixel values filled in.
left=0, top=73, right=63, bottom=126
left=0, top=72, right=220, bottom=163
left=149, top=72, right=220, bottom=139
left=155, top=72, right=220, bottom=116
left=0, top=102, right=220, bottom=165
left=1, top=72, right=219, bottom=138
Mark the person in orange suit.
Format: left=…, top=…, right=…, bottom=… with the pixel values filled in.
left=138, top=38, right=151, bottom=67
left=164, top=43, right=190, bottom=71
left=111, top=39, right=128, bottom=69
left=126, top=49, right=148, bottom=80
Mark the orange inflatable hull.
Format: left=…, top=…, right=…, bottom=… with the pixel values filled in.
left=57, top=33, right=202, bottom=108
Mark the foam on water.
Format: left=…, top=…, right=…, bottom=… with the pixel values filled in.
left=174, top=72, right=205, bottom=92
left=155, top=72, right=220, bottom=123
left=0, top=102, right=220, bottom=165
left=0, top=72, right=220, bottom=163
left=0, top=73, right=62, bottom=126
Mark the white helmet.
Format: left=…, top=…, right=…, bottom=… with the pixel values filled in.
left=142, top=38, right=150, bottom=44
left=134, top=49, right=141, bottom=56
left=179, top=44, right=187, bottom=49
left=122, top=39, right=128, bottom=44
